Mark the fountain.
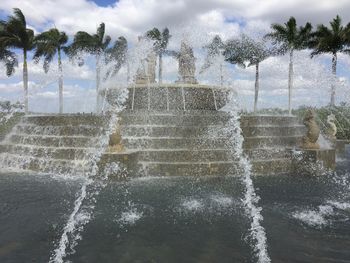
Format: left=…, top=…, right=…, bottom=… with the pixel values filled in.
left=0, top=36, right=343, bottom=263
left=0, top=40, right=337, bottom=177
left=99, top=42, right=335, bottom=177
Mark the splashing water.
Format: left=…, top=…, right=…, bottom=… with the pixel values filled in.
left=49, top=87, right=128, bottom=262
left=222, top=94, right=271, bottom=263
left=181, top=199, right=205, bottom=212
left=293, top=205, right=333, bottom=227
left=117, top=203, right=144, bottom=227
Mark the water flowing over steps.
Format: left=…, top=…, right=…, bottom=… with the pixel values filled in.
left=0, top=111, right=305, bottom=176
left=116, top=110, right=305, bottom=176
left=0, top=115, right=108, bottom=175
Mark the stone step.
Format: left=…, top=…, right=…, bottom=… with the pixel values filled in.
left=141, top=158, right=292, bottom=176
left=119, top=114, right=231, bottom=126
left=8, top=134, right=98, bottom=148
left=0, top=144, right=95, bottom=160
left=121, top=110, right=231, bottom=116
left=244, top=148, right=292, bottom=160
left=15, top=124, right=105, bottom=137
left=120, top=124, right=305, bottom=138
left=241, top=125, right=305, bottom=137
left=240, top=115, right=300, bottom=127
left=243, top=136, right=302, bottom=149
left=24, top=114, right=109, bottom=126
left=136, top=148, right=291, bottom=162
left=120, top=125, right=224, bottom=138
left=138, top=149, right=233, bottom=162
left=0, top=153, right=87, bottom=175
left=252, top=159, right=292, bottom=174
left=141, top=161, right=236, bottom=177
left=121, top=136, right=302, bottom=150
left=122, top=137, right=229, bottom=150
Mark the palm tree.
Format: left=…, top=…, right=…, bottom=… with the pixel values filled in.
left=104, top=36, right=128, bottom=79
left=0, top=45, right=18, bottom=77
left=201, top=35, right=226, bottom=86
left=242, top=36, right=272, bottom=112
left=33, top=28, right=68, bottom=113
left=309, top=15, right=350, bottom=106
left=0, top=8, right=35, bottom=113
left=145, top=27, right=171, bottom=83
left=224, top=35, right=272, bottom=112
left=67, top=23, right=111, bottom=112
left=223, top=37, right=247, bottom=68
left=265, top=17, right=312, bottom=115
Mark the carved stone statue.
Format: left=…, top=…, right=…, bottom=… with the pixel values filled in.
left=326, top=114, right=337, bottom=141
left=146, top=51, right=157, bottom=83
left=108, top=124, right=124, bottom=152
left=301, top=109, right=320, bottom=149
left=135, top=59, right=148, bottom=84
left=176, top=40, right=197, bottom=84
left=135, top=36, right=157, bottom=84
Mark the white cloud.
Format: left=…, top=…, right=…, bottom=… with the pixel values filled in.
left=1, top=0, right=350, bottom=112
left=2, top=0, right=349, bottom=41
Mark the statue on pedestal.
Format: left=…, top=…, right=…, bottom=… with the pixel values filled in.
left=134, top=36, right=157, bottom=84
left=326, top=113, right=337, bottom=142
left=176, top=40, right=197, bottom=84
left=301, top=109, right=320, bottom=149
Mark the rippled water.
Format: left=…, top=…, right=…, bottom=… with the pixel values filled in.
left=1, top=165, right=350, bottom=262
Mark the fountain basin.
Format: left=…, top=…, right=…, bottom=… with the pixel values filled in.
left=102, top=84, right=230, bottom=111
left=0, top=112, right=336, bottom=176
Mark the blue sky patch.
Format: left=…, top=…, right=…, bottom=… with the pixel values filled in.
left=89, top=0, right=118, bottom=7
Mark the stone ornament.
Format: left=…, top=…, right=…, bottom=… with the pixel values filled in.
left=135, top=36, right=157, bottom=84
left=326, top=113, right=337, bottom=141
left=108, top=122, right=124, bottom=152
left=176, top=40, right=197, bottom=84
left=302, top=109, right=320, bottom=149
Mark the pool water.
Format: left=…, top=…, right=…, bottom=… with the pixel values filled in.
left=1, top=165, right=350, bottom=263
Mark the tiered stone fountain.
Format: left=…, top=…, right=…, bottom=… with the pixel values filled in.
left=0, top=41, right=336, bottom=176
left=102, top=41, right=335, bottom=177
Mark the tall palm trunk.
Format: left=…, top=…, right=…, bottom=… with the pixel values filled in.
left=96, top=53, right=101, bottom=113
left=23, top=49, right=28, bottom=114
left=126, top=61, right=130, bottom=83
left=58, top=47, right=63, bottom=114
left=330, top=52, right=337, bottom=106
left=220, top=63, right=223, bottom=86
left=288, top=49, right=294, bottom=115
left=158, top=52, right=162, bottom=84
left=254, top=63, right=259, bottom=112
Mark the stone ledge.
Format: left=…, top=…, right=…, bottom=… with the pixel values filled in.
left=291, top=148, right=336, bottom=174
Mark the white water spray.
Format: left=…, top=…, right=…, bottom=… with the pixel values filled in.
left=222, top=94, right=271, bottom=263
left=49, top=87, right=128, bottom=263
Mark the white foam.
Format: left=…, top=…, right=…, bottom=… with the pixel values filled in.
left=211, top=195, right=234, bottom=207
left=327, top=200, right=350, bottom=210
left=117, top=208, right=143, bottom=226
left=182, top=199, right=204, bottom=211
left=293, top=205, right=334, bottom=227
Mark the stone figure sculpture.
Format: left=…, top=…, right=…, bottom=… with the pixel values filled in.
left=176, top=40, right=197, bottom=84
left=326, top=113, right=337, bottom=141
left=301, top=109, right=320, bottom=149
left=146, top=51, right=157, bottom=83
left=108, top=124, right=124, bottom=152
left=135, top=36, right=157, bottom=84
left=135, top=59, right=148, bottom=84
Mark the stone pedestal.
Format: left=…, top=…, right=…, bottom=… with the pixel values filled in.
left=99, top=151, right=140, bottom=179
left=336, top=139, right=350, bottom=156
left=292, top=148, right=336, bottom=175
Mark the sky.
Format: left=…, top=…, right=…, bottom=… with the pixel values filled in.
left=1, top=0, right=350, bottom=113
